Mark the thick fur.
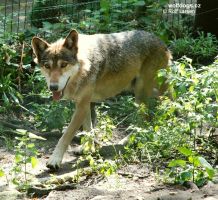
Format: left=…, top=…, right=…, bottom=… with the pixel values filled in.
left=32, top=30, right=172, bottom=169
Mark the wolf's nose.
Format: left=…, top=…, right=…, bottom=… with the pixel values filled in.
left=50, top=84, right=59, bottom=91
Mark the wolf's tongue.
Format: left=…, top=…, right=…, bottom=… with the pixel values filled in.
left=52, top=91, right=62, bottom=101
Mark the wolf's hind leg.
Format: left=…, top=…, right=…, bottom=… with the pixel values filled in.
left=82, top=105, right=92, bottom=131
left=134, top=71, right=158, bottom=106
left=134, top=50, right=170, bottom=106
left=82, top=102, right=97, bottom=131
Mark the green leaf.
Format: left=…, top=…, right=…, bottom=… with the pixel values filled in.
left=188, top=156, right=200, bottom=167
left=178, top=147, right=193, bottom=156
left=83, top=141, right=91, bottom=152
left=179, top=84, right=186, bottom=93
left=100, top=0, right=111, bottom=10
left=10, top=92, right=19, bottom=103
left=198, top=157, right=213, bottom=169
left=2, top=92, right=9, bottom=104
left=134, top=1, right=145, bottom=6
left=28, top=132, right=46, bottom=140
left=154, top=126, right=159, bottom=132
left=206, top=168, right=215, bottom=179
left=15, top=154, right=22, bottom=163
left=180, top=171, right=192, bottom=181
left=160, top=0, right=169, bottom=4
left=189, top=85, right=195, bottom=92
left=0, top=169, right=5, bottom=177
left=157, top=69, right=167, bottom=86
left=16, top=129, right=27, bottom=135
left=27, top=143, right=35, bottom=148
left=168, top=159, right=186, bottom=167
left=31, top=157, right=38, bottom=168
left=178, top=63, right=186, bottom=76
left=198, top=157, right=215, bottom=179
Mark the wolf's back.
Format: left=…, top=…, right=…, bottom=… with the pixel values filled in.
left=78, top=30, right=171, bottom=73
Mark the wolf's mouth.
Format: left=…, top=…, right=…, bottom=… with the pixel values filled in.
left=51, top=77, right=71, bottom=101
left=52, top=91, right=62, bottom=101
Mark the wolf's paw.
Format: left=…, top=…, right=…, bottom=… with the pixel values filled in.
left=46, top=155, right=62, bottom=170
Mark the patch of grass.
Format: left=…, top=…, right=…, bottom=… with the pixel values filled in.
left=124, top=57, right=217, bottom=186
left=170, top=32, right=218, bottom=65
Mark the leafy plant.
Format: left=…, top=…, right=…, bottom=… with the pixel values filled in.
left=0, top=74, right=23, bottom=110
left=86, top=155, right=118, bottom=176
left=99, top=95, right=147, bottom=127
left=39, top=0, right=168, bottom=35
left=29, top=101, right=74, bottom=132
left=125, top=57, right=217, bottom=185
left=0, top=129, right=46, bottom=190
left=168, top=147, right=215, bottom=186
left=170, top=32, right=218, bottom=65
left=79, top=111, right=119, bottom=177
left=0, top=41, right=22, bottom=109
left=11, top=129, right=43, bottom=190
left=0, top=35, right=36, bottom=112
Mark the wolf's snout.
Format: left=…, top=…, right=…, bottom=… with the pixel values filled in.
left=50, top=83, right=59, bottom=91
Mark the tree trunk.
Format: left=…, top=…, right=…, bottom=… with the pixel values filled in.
left=194, top=0, right=218, bottom=37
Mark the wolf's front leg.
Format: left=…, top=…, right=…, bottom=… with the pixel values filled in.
left=47, top=98, right=91, bottom=170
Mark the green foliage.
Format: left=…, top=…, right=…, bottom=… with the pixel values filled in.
left=0, top=129, right=45, bottom=190
left=0, top=74, right=23, bottom=110
left=0, top=41, right=22, bottom=109
left=36, top=0, right=168, bottom=37
left=11, top=129, right=40, bottom=190
left=99, top=95, right=147, bottom=127
left=25, top=67, right=47, bottom=95
left=30, top=0, right=65, bottom=28
left=84, top=0, right=168, bottom=33
left=31, top=0, right=196, bottom=44
left=168, top=147, right=215, bottom=186
left=125, top=57, right=217, bottom=185
left=0, top=34, right=38, bottom=112
left=170, top=32, right=218, bottom=65
left=79, top=112, right=118, bottom=177
left=86, top=155, right=118, bottom=176
left=29, top=101, right=74, bottom=132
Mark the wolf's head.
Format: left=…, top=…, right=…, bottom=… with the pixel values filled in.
left=32, top=30, right=79, bottom=100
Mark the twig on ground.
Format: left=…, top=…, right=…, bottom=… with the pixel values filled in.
left=27, top=183, right=77, bottom=197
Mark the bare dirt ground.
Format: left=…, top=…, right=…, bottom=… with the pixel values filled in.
left=0, top=130, right=218, bottom=200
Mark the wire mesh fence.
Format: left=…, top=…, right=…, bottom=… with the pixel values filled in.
left=0, top=0, right=197, bottom=37
left=0, top=0, right=100, bottom=35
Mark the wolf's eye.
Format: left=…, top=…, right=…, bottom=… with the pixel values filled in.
left=44, top=64, right=50, bottom=69
left=61, top=62, right=68, bottom=68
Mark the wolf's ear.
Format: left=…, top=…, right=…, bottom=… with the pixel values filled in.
left=31, top=37, right=49, bottom=63
left=63, top=29, right=78, bottom=52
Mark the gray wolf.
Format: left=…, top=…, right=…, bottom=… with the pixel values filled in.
left=31, top=30, right=172, bottom=169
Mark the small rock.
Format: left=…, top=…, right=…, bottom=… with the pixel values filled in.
left=0, top=190, right=24, bottom=200
left=185, top=181, right=199, bottom=191
left=133, top=176, right=139, bottom=181
left=136, top=197, right=144, bottom=200
left=90, top=195, right=114, bottom=200
left=169, top=191, right=177, bottom=195
left=208, top=181, right=215, bottom=186
left=203, top=197, right=218, bottom=200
